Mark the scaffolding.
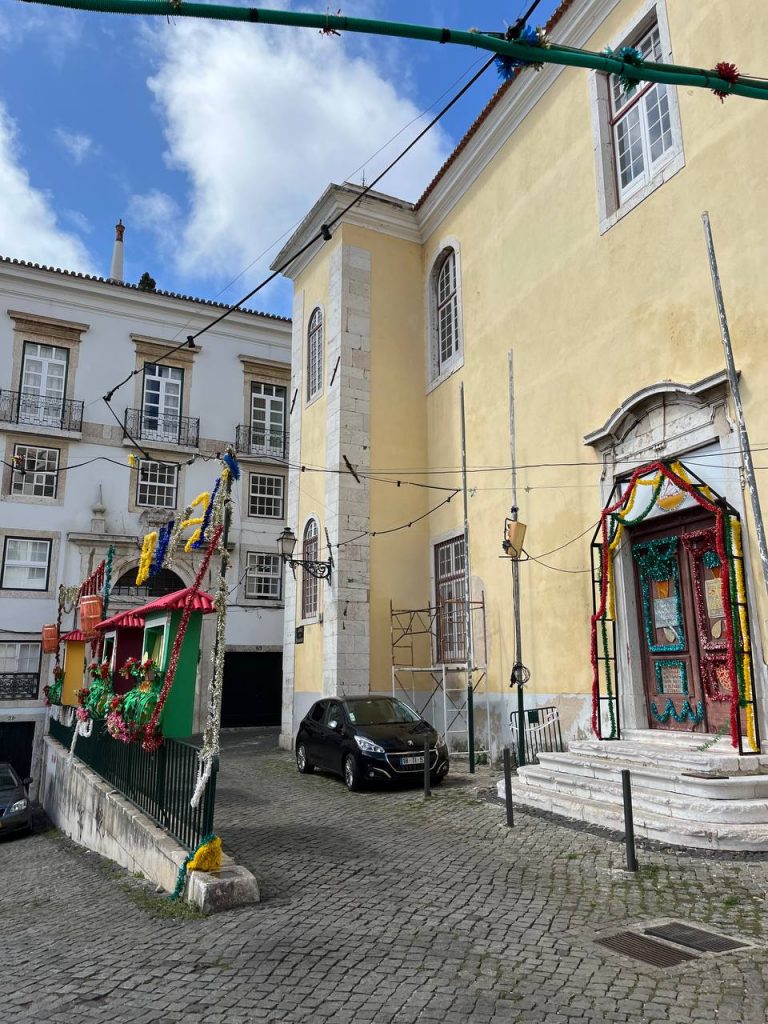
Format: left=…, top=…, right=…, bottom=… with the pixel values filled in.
left=390, top=597, right=492, bottom=759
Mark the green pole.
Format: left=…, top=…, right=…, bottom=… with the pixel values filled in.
left=20, top=0, right=768, bottom=102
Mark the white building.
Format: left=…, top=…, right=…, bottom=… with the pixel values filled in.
left=0, top=226, right=292, bottom=793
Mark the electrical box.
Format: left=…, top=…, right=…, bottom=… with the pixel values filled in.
left=504, top=520, right=527, bottom=558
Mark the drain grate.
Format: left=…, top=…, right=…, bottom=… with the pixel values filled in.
left=595, top=931, right=699, bottom=967
left=645, top=921, right=748, bottom=953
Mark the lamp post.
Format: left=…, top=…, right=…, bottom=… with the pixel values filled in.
left=277, top=527, right=334, bottom=581
left=503, top=508, right=530, bottom=768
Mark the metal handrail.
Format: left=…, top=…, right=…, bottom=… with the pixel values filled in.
left=235, top=423, right=287, bottom=459
left=124, top=407, right=200, bottom=447
left=0, top=673, right=39, bottom=700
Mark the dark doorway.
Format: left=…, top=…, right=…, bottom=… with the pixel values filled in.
left=0, top=721, right=36, bottom=777
left=221, top=652, right=282, bottom=727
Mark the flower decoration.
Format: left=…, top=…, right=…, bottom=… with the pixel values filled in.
left=712, top=61, right=740, bottom=102
left=495, top=23, right=550, bottom=80
left=605, top=44, right=644, bottom=94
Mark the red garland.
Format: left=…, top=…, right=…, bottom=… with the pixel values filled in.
left=589, top=462, right=742, bottom=741
left=713, top=61, right=740, bottom=102
left=141, top=524, right=223, bottom=751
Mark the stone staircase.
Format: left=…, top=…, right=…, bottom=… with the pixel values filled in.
left=499, top=729, right=768, bottom=851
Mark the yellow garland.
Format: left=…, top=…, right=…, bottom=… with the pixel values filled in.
left=136, top=531, right=158, bottom=585
left=127, top=453, right=138, bottom=468
left=730, top=518, right=758, bottom=752
left=187, top=835, right=222, bottom=873
left=184, top=528, right=202, bottom=553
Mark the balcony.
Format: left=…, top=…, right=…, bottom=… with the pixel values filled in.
left=0, top=673, right=39, bottom=700
left=0, top=389, right=84, bottom=432
left=235, top=423, right=287, bottom=460
left=124, top=408, right=199, bottom=448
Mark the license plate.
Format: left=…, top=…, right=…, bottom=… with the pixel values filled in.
left=401, top=756, right=424, bottom=766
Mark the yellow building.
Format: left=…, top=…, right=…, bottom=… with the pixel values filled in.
left=274, top=0, right=768, bottom=835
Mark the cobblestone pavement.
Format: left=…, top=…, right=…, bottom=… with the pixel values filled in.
left=5, top=728, right=768, bottom=1024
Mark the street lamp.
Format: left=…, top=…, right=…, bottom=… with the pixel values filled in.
left=276, top=527, right=334, bottom=582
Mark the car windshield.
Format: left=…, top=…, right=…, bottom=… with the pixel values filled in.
left=0, top=768, right=18, bottom=789
left=345, top=698, right=422, bottom=726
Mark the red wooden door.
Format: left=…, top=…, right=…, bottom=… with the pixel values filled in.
left=631, top=511, right=731, bottom=734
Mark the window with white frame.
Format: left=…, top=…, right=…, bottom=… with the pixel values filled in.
left=592, top=8, right=683, bottom=227
left=142, top=364, right=184, bottom=443
left=249, top=473, right=284, bottom=518
left=19, top=342, right=68, bottom=426
left=1, top=537, right=51, bottom=590
left=245, top=551, right=282, bottom=601
left=307, top=307, right=324, bottom=402
left=10, top=444, right=60, bottom=498
left=0, top=642, right=40, bottom=675
left=301, top=519, right=319, bottom=619
left=430, top=249, right=462, bottom=383
left=250, top=382, right=286, bottom=457
left=435, top=536, right=466, bottom=664
left=136, top=459, right=179, bottom=509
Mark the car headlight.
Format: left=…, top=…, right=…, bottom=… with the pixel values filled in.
left=354, top=736, right=385, bottom=754
left=9, top=799, right=28, bottom=814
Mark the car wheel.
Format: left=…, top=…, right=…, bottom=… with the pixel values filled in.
left=296, top=742, right=314, bottom=774
left=430, top=772, right=444, bottom=786
left=343, top=753, right=362, bottom=792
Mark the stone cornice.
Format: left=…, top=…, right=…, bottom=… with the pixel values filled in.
left=8, top=309, right=89, bottom=343
left=130, top=333, right=201, bottom=364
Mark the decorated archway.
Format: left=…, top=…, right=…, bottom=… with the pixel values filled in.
left=590, top=460, right=759, bottom=753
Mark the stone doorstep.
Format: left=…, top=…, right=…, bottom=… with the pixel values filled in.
left=565, top=740, right=768, bottom=773
left=502, top=781, right=768, bottom=851
left=534, top=752, right=768, bottom=799
left=514, top=765, right=768, bottom=824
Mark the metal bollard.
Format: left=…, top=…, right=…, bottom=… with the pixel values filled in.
left=503, top=747, right=514, bottom=827
left=621, top=769, right=638, bottom=872
left=423, top=737, right=431, bottom=799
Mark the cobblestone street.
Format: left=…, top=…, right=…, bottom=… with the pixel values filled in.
left=5, top=729, right=768, bottom=1023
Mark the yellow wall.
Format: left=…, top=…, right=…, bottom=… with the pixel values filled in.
left=62, top=640, right=86, bottom=706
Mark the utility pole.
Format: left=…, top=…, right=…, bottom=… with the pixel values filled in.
left=702, top=212, right=768, bottom=601
left=460, top=384, right=475, bottom=773
left=508, top=351, right=526, bottom=768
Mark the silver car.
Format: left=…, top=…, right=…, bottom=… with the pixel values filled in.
left=0, top=762, right=33, bottom=835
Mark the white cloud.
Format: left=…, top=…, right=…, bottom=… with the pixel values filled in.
left=55, top=127, right=96, bottom=165
left=0, top=103, right=93, bottom=271
left=128, top=189, right=180, bottom=251
left=143, top=19, right=451, bottom=289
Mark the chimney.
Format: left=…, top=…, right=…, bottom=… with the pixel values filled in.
left=109, top=219, right=125, bottom=282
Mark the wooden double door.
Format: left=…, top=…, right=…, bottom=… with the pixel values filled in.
left=631, top=511, right=734, bottom=734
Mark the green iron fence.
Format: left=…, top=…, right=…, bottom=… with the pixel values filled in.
left=48, top=717, right=217, bottom=850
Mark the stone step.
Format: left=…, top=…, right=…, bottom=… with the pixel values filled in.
left=501, top=779, right=768, bottom=851
left=563, top=739, right=768, bottom=774
left=514, top=764, right=768, bottom=824
left=620, top=729, right=736, bottom=749
left=533, top=752, right=768, bottom=797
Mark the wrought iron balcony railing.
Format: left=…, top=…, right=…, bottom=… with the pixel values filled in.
left=235, top=423, right=287, bottom=459
left=124, top=408, right=199, bottom=447
left=0, top=672, right=39, bottom=700
left=0, top=389, right=84, bottom=432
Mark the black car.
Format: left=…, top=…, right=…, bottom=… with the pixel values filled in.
left=0, top=762, right=33, bottom=835
left=296, top=695, right=449, bottom=791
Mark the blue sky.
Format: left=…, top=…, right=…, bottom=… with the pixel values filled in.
left=0, top=1, right=561, bottom=316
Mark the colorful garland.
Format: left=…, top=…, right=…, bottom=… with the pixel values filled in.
left=169, top=832, right=222, bottom=901
left=495, top=23, right=550, bottom=80
left=136, top=531, right=159, bottom=586
left=650, top=698, right=704, bottom=726
left=590, top=461, right=755, bottom=750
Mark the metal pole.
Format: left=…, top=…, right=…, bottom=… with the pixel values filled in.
left=503, top=747, right=514, bottom=827
left=423, top=737, right=431, bottom=799
left=621, top=769, right=638, bottom=872
left=508, top=351, right=526, bottom=768
left=702, top=212, right=768, bottom=601
left=460, top=383, right=475, bottom=773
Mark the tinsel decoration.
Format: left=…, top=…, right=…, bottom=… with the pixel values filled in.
left=632, top=537, right=686, bottom=653
left=136, top=531, right=158, bottom=586
left=150, top=521, right=174, bottom=577
left=222, top=452, right=240, bottom=480
left=495, top=23, right=550, bottom=80
left=192, top=477, right=220, bottom=549
left=169, top=832, right=221, bottom=901
left=703, top=549, right=721, bottom=569
left=605, top=44, right=644, bottom=94
left=164, top=502, right=194, bottom=570
left=650, top=697, right=704, bottom=726
left=142, top=525, right=224, bottom=752
left=128, top=453, right=138, bottom=468
left=712, top=61, right=740, bottom=102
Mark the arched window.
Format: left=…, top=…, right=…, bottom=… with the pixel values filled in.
left=301, top=518, right=319, bottom=619
left=307, top=307, right=324, bottom=402
left=431, top=248, right=461, bottom=382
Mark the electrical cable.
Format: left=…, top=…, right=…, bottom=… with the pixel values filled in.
left=337, top=489, right=459, bottom=548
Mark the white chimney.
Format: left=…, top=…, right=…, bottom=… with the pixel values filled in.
left=109, top=219, right=125, bottom=282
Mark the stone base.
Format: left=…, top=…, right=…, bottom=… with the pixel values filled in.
left=499, top=729, right=768, bottom=851
left=42, top=734, right=259, bottom=911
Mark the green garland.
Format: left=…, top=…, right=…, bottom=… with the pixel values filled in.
left=169, top=832, right=218, bottom=901
left=632, top=538, right=686, bottom=654
left=650, top=697, right=704, bottom=725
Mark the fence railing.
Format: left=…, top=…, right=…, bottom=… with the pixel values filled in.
left=235, top=423, right=287, bottom=460
left=48, top=718, right=216, bottom=851
left=124, top=407, right=200, bottom=447
left=0, top=672, right=39, bottom=700
left=509, top=705, right=565, bottom=766
left=0, top=389, right=84, bottom=431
